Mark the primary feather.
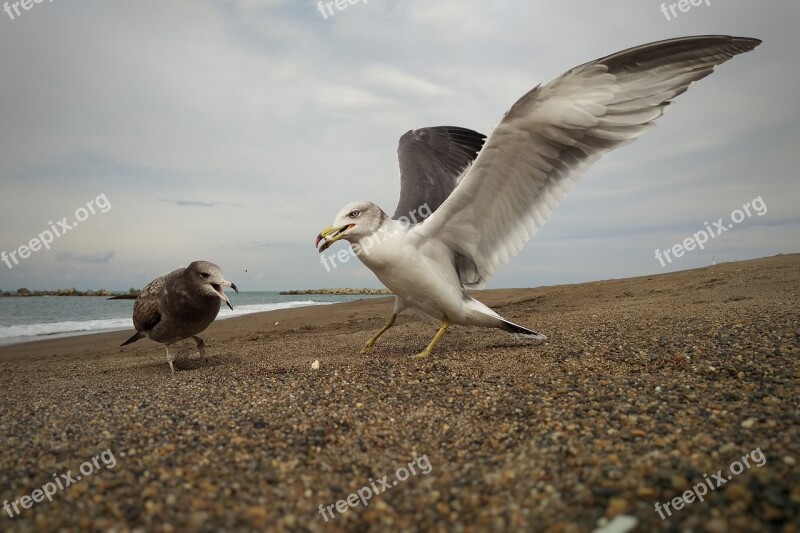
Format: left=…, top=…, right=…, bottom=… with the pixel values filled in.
left=416, top=35, right=761, bottom=288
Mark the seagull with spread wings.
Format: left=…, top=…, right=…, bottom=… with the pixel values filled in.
left=316, top=35, right=761, bottom=358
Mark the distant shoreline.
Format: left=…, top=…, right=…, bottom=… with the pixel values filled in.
left=0, top=289, right=132, bottom=297
left=279, top=288, right=391, bottom=295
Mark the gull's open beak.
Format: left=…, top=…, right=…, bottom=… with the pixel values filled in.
left=212, top=279, right=237, bottom=311
left=316, top=224, right=353, bottom=253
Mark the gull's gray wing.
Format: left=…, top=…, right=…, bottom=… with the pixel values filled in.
left=393, top=126, right=486, bottom=221
left=131, top=269, right=182, bottom=332
left=416, top=35, right=761, bottom=289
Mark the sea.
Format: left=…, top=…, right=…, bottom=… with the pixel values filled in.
left=0, top=292, right=381, bottom=346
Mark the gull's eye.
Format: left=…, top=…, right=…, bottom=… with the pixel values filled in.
left=201, top=273, right=210, bottom=279
left=348, top=210, right=361, bottom=218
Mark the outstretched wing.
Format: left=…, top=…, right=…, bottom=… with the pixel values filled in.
left=393, top=126, right=486, bottom=221
left=415, top=35, right=761, bottom=288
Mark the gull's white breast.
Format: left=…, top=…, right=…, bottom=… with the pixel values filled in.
left=352, top=221, right=467, bottom=322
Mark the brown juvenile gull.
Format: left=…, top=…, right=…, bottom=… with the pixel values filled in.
left=120, top=260, right=238, bottom=373
left=316, top=35, right=761, bottom=359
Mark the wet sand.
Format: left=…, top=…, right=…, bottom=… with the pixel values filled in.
left=0, top=254, right=798, bottom=531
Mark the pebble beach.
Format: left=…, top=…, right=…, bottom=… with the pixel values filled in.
left=0, top=254, right=798, bottom=532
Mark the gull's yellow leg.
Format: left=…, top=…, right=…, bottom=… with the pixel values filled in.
left=361, top=314, right=397, bottom=354
left=412, top=320, right=451, bottom=359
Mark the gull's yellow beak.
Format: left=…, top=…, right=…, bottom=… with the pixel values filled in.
left=316, top=224, right=353, bottom=253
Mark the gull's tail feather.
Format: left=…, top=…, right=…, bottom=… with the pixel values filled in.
left=499, top=319, right=547, bottom=340
left=120, top=331, right=145, bottom=346
left=108, top=294, right=139, bottom=300
left=463, top=294, right=546, bottom=339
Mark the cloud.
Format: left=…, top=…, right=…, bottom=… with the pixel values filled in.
left=247, top=241, right=305, bottom=250
left=360, top=64, right=455, bottom=98
left=0, top=0, right=796, bottom=291
left=160, top=199, right=248, bottom=208
left=55, top=251, right=117, bottom=265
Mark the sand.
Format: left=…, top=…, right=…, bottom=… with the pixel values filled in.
left=0, top=254, right=798, bottom=532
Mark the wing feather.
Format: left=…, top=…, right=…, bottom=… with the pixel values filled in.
left=131, top=269, right=181, bottom=332
left=415, top=35, right=761, bottom=288
left=393, top=126, right=486, bottom=221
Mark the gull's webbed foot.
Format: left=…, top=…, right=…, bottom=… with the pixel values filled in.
left=412, top=320, right=451, bottom=360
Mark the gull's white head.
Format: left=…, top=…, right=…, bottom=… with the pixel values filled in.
left=316, top=201, right=388, bottom=252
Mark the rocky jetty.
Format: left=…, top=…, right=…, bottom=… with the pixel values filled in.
left=279, top=288, right=391, bottom=295
left=0, top=288, right=135, bottom=297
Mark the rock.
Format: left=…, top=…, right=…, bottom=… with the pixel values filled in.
left=605, top=497, right=631, bottom=518
left=279, top=288, right=392, bottom=295
left=703, top=517, right=729, bottom=533
left=671, top=475, right=688, bottom=491
left=725, top=483, right=752, bottom=504
left=593, top=515, right=638, bottom=533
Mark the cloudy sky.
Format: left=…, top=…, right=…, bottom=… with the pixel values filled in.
left=0, top=0, right=797, bottom=292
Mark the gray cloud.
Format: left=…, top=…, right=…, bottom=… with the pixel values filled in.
left=55, top=251, right=117, bottom=265
left=161, top=200, right=248, bottom=208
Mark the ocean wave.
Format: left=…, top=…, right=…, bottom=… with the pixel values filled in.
left=0, top=300, right=330, bottom=344
left=216, top=300, right=325, bottom=319
left=0, top=318, right=134, bottom=342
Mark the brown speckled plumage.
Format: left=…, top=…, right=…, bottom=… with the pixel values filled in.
left=120, top=260, right=237, bottom=373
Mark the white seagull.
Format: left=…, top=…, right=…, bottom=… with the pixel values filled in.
left=316, top=35, right=761, bottom=358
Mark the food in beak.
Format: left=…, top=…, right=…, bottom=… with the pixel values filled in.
left=318, top=237, right=333, bottom=253
left=316, top=225, right=353, bottom=253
